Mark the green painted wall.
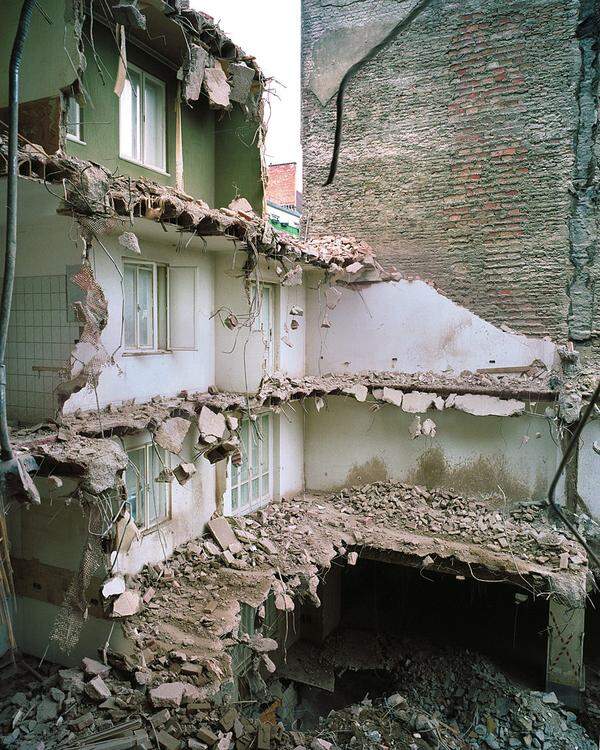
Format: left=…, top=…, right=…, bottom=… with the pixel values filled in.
left=215, top=108, right=264, bottom=212
left=0, top=0, right=77, bottom=107
left=1, top=2, right=264, bottom=210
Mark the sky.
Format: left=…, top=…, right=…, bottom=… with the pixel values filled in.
left=191, top=0, right=301, bottom=173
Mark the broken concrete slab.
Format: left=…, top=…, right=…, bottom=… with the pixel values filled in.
left=118, top=231, right=141, bottom=254
left=229, top=62, right=256, bottom=103
left=84, top=676, right=112, bottom=702
left=150, top=682, right=187, bottom=709
left=173, top=462, right=197, bottom=485
left=198, top=407, right=227, bottom=444
left=184, top=44, right=209, bottom=101
left=382, top=387, right=403, bottom=407
left=207, top=516, right=238, bottom=551
left=401, top=391, right=437, bottom=413
left=111, top=590, right=142, bottom=618
left=453, top=394, right=526, bottom=417
left=154, top=417, right=191, bottom=455
left=343, top=384, right=368, bottom=402
left=82, top=658, right=111, bottom=678
left=203, top=66, right=231, bottom=109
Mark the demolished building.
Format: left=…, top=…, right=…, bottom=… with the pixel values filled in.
left=0, top=1, right=599, bottom=749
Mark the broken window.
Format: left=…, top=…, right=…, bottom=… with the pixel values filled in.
left=66, top=96, right=82, bottom=142
left=123, top=261, right=197, bottom=352
left=226, top=414, right=272, bottom=515
left=125, top=444, right=170, bottom=530
left=119, top=64, right=166, bottom=172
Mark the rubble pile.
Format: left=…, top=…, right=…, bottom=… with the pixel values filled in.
left=1, top=643, right=597, bottom=750
left=331, top=483, right=586, bottom=572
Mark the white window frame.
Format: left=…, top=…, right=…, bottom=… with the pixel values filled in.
left=66, top=96, right=84, bottom=143
left=125, top=443, right=171, bottom=531
left=119, top=63, right=167, bottom=173
left=250, top=282, right=276, bottom=373
left=225, top=414, right=273, bottom=516
left=124, top=261, right=164, bottom=352
left=123, top=260, right=197, bottom=354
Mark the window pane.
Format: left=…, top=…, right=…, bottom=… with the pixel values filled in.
left=144, top=76, right=165, bottom=170
left=251, top=423, right=259, bottom=478
left=240, top=481, right=249, bottom=509
left=148, top=447, right=168, bottom=525
left=137, top=266, right=154, bottom=348
left=157, top=265, right=168, bottom=350
left=261, top=286, right=271, bottom=334
left=231, top=486, right=238, bottom=510
left=124, top=265, right=136, bottom=347
left=240, top=421, right=249, bottom=485
left=120, top=68, right=141, bottom=161
left=261, top=415, right=270, bottom=473
left=126, top=448, right=145, bottom=526
left=252, top=477, right=259, bottom=502
left=66, top=97, right=80, bottom=139
left=262, top=472, right=269, bottom=497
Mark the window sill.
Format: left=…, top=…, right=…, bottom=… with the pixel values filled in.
left=140, top=516, right=171, bottom=538
left=66, top=134, right=86, bottom=145
left=119, top=155, right=170, bottom=177
left=122, top=349, right=172, bottom=357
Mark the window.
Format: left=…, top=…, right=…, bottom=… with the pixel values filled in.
left=123, top=261, right=197, bottom=353
left=250, top=283, right=275, bottom=372
left=119, top=64, right=166, bottom=171
left=66, top=96, right=82, bottom=142
left=125, top=444, right=170, bottom=529
left=226, top=414, right=272, bottom=515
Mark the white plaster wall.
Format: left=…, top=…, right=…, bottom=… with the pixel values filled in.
left=306, top=280, right=557, bottom=376
left=577, top=419, right=600, bottom=519
left=304, top=396, right=558, bottom=503
left=214, top=254, right=306, bottom=392
left=115, top=429, right=217, bottom=575
left=66, top=227, right=216, bottom=413
left=276, top=407, right=305, bottom=499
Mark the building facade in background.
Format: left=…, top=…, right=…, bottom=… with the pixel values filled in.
left=301, top=0, right=599, bottom=362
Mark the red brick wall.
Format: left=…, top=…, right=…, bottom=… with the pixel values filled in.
left=266, top=163, right=297, bottom=207
left=302, top=0, right=584, bottom=342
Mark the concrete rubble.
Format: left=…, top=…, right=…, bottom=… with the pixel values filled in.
left=0, top=481, right=594, bottom=748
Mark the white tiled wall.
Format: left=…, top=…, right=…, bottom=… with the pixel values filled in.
left=6, top=275, right=80, bottom=424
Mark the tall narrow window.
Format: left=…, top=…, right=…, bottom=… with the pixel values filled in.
left=227, top=414, right=272, bottom=515
left=125, top=444, right=169, bottom=530
left=66, top=96, right=82, bottom=142
left=124, top=262, right=168, bottom=352
left=119, top=64, right=166, bottom=171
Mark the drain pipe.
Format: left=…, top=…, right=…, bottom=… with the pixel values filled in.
left=548, top=380, right=600, bottom=569
left=0, top=0, right=36, bottom=464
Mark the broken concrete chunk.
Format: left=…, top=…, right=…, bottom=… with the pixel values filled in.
left=311, top=740, right=332, bottom=750
left=347, top=551, right=358, bottom=566
left=249, top=634, right=278, bottom=652
left=281, top=265, right=303, bottom=286
left=257, top=537, right=278, bottom=555
left=174, top=462, right=197, bottom=486
left=36, top=698, right=58, bottom=723
left=111, top=589, right=142, bottom=618
left=198, top=406, right=227, bottom=444
left=82, top=657, right=111, bottom=678
left=84, top=675, right=112, bottom=702
left=262, top=653, right=276, bottom=673
left=401, top=391, right=436, bottom=413
left=345, top=261, right=364, bottom=274
left=184, top=44, right=209, bottom=101
left=59, top=668, right=85, bottom=694
left=275, top=593, right=295, bottom=611
left=229, top=62, right=256, bottom=103
left=453, top=394, right=525, bottom=417
left=343, top=384, right=368, bottom=402
left=421, top=418, right=437, bottom=437
left=382, top=387, right=403, bottom=407
left=101, top=575, right=126, bottom=599
left=115, top=510, right=141, bottom=554
left=150, top=682, right=187, bottom=709
left=559, top=552, right=570, bottom=570
left=289, top=305, right=304, bottom=316
left=203, top=65, right=231, bottom=109
left=154, top=417, right=191, bottom=455
left=118, top=231, right=141, bottom=254
left=196, top=725, right=219, bottom=745
left=229, top=196, right=254, bottom=215
left=207, top=516, right=238, bottom=551
left=157, top=728, right=182, bottom=750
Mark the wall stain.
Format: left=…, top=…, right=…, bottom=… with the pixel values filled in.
left=406, top=447, right=537, bottom=505
left=345, top=457, right=390, bottom=487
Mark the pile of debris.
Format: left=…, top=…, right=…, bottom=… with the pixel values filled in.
left=1, top=641, right=596, bottom=750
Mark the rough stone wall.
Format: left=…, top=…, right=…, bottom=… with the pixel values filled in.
left=302, top=0, right=592, bottom=343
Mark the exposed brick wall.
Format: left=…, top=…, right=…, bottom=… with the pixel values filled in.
left=266, top=162, right=298, bottom=207
left=302, top=0, right=586, bottom=342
